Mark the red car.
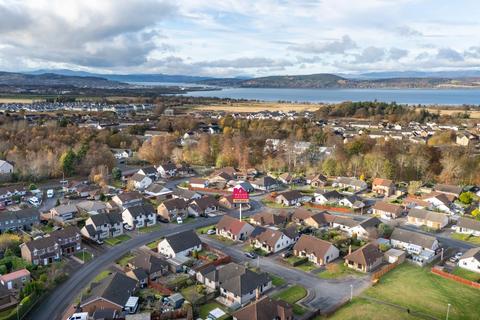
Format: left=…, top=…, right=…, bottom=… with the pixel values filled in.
left=0, top=204, right=6, bottom=211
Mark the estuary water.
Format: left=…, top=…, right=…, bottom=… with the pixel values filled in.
left=181, top=87, right=480, bottom=105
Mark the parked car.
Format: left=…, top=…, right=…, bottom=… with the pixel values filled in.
left=282, top=250, right=292, bottom=258
left=68, top=313, right=88, bottom=320
left=245, top=252, right=257, bottom=259
left=207, top=229, right=216, bottom=235
left=123, top=223, right=134, bottom=231
left=0, top=204, right=5, bottom=211
left=176, top=217, right=183, bottom=224
left=28, top=196, right=41, bottom=207
left=96, top=239, right=104, bottom=245
left=47, top=189, right=54, bottom=198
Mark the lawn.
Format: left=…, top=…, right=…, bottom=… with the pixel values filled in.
left=116, top=253, right=135, bottom=267
left=452, top=267, right=480, bottom=282
left=451, top=233, right=480, bottom=245
left=93, top=270, right=112, bottom=283
left=198, top=301, right=229, bottom=319
left=318, top=263, right=364, bottom=279
left=273, top=285, right=308, bottom=315
left=180, top=285, right=205, bottom=303
left=261, top=199, right=289, bottom=209
left=326, top=263, right=480, bottom=320
left=270, top=274, right=286, bottom=287
left=138, top=224, right=162, bottom=233
left=104, top=234, right=131, bottom=246
left=296, top=261, right=317, bottom=272
left=146, top=240, right=160, bottom=249
left=74, top=251, right=93, bottom=263
left=196, top=224, right=216, bottom=234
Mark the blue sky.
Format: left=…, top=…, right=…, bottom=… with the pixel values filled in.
left=1, top=0, right=480, bottom=76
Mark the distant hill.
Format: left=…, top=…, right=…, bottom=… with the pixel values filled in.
left=0, top=71, right=126, bottom=88
left=27, top=69, right=215, bottom=83
left=199, top=73, right=480, bottom=89
left=343, top=70, right=480, bottom=79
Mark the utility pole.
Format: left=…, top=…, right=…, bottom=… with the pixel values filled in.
left=350, top=284, right=353, bottom=301
left=446, top=303, right=451, bottom=320
left=239, top=203, right=242, bottom=221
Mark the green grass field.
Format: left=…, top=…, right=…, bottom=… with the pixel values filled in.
left=74, top=251, right=93, bottom=263
left=318, top=263, right=364, bottom=279
left=196, top=224, right=216, bottom=234
left=146, top=240, right=160, bottom=249
left=138, top=224, right=162, bottom=233
left=93, top=270, right=112, bottom=283
left=104, top=234, right=131, bottom=246
left=273, top=285, right=308, bottom=315
left=324, top=264, right=480, bottom=320
left=116, top=253, right=135, bottom=267
left=450, top=233, right=480, bottom=245
left=452, top=267, right=480, bottom=282
left=270, top=274, right=287, bottom=287
left=198, top=301, right=229, bottom=319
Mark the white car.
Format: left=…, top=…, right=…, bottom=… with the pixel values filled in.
left=123, top=223, right=134, bottom=231
left=207, top=229, right=216, bottom=235
left=28, top=196, right=41, bottom=207
left=68, top=313, right=88, bottom=320
left=177, top=217, right=183, bottom=224
left=46, top=189, right=54, bottom=198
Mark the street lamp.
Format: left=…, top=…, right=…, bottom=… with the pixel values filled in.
left=17, top=302, right=23, bottom=320
left=350, top=284, right=353, bottom=301
left=446, top=303, right=451, bottom=320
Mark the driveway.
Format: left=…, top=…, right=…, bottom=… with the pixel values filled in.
left=200, top=235, right=371, bottom=312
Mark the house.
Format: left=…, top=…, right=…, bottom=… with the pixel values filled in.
left=303, top=211, right=333, bottom=229
left=137, top=166, right=158, bottom=181
left=293, top=235, right=339, bottom=266
left=456, top=216, right=480, bottom=236
left=176, top=163, right=194, bottom=177
left=0, top=208, right=39, bottom=233
left=232, top=296, right=293, bottom=320
left=275, top=190, right=309, bottom=207
left=372, top=202, right=403, bottom=220
left=199, top=263, right=271, bottom=307
left=384, top=248, right=406, bottom=264
left=390, top=228, right=439, bottom=264
left=80, top=272, right=138, bottom=315
left=349, top=217, right=382, bottom=240
left=171, top=189, right=202, bottom=202
left=291, top=208, right=314, bottom=225
left=20, top=226, right=82, bottom=265
left=157, top=198, right=188, bottom=222
left=189, top=178, right=209, bottom=189
left=75, top=184, right=101, bottom=199
left=344, top=243, right=383, bottom=272
left=112, top=191, right=144, bottom=209
left=50, top=204, right=78, bottom=222
left=0, top=269, right=30, bottom=291
left=216, top=215, right=255, bottom=241
left=422, top=192, right=453, bottom=214
left=188, top=196, right=219, bottom=217
left=218, top=194, right=244, bottom=210
left=407, top=208, right=449, bottom=230
left=0, top=284, right=16, bottom=312
left=129, top=173, right=153, bottom=190
left=157, top=163, right=177, bottom=178
left=308, top=174, right=328, bottom=188
left=338, top=195, right=365, bottom=209
left=122, top=204, right=156, bottom=228
left=372, top=178, right=395, bottom=197
left=251, top=176, right=278, bottom=191
left=0, top=160, right=13, bottom=175
left=81, top=212, right=123, bottom=241
left=434, top=184, right=463, bottom=198
left=127, top=252, right=169, bottom=281
left=458, top=248, right=480, bottom=274
left=111, top=149, right=132, bottom=160
left=250, top=228, right=294, bottom=254
left=144, top=183, right=172, bottom=198
left=314, top=190, right=343, bottom=205
left=76, top=201, right=108, bottom=216
left=333, top=177, right=367, bottom=192
left=158, top=230, right=202, bottom=258
left=277, top=173, right=303, bottom=185
left=249, top=211, right=288, bottom=227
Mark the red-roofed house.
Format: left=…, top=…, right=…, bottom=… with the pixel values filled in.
left=216, top=215, right=254, bottom=241
left=0, top=269, right=30, bottom=291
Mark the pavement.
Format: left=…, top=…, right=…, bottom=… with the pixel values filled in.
left=200, top=235, right=371, bottom=312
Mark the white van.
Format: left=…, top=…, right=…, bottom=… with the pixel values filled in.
left=47, top=189, right=54, bottom=198
left=68, top=313, right=88, bottom=320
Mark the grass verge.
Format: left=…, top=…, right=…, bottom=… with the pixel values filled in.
left=104, top=234, right=131, bottom=246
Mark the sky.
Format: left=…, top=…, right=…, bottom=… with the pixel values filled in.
left=1, top=0, right=480, bottom=77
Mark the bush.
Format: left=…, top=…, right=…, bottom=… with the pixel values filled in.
left=290, top=257, right=308, bottom=267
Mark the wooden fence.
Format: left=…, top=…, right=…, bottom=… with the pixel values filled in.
left=372, top=262, right=399, bottom=282
left=431, top=267, right=480, bottom=289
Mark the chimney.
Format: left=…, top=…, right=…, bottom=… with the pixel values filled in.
left=348, top=245, right=352, bottom=255
left=255, top=287, right=261, bottom=301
